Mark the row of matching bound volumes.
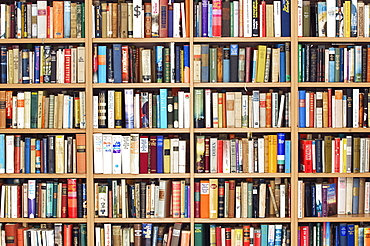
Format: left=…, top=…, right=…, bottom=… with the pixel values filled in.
left=0, top=1, right=85, bottom=39
left=194, top=89, right=291, bottom=128
left=298, top=89, right=370, bottom=128
left=194, top=224, right=291, bottom=246
left=193, top=43, right=291, bottom=83
left=298, top=0, right=368, bottom=37
left=92, top=0, right=189, bottom=39
left=94, top=89, right=190, bottom=129
left=298, top=222, right=370, bottom=246
left=0, top=134, right=86, bottom=174
left=299, top=134, right=370, bottom=173
left=195, top=178, right=290, bottom=218
left=93, top=134, right=188, bottom=174
left=194, top=0, right=290, bottom=37
left=95, top=223, right=190, bottom=246
left=195, top=133, right=291, bottom=174
left=93, top=44, right=190, bottom=83
left=0, top=91, right=86, bottom=129
left=0, top=45, right=86, bottom=84
left=0, top=179, right=86, bottom=219
left=298, top=44, right=369, bottom=83
left=298, top=177, right=370, bottom=218
left=2, top=223, right=87, bottom=246
left=95, top=179, right=190, bottom=219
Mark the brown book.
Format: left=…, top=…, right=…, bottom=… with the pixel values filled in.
left=170, top=223, right=183, bottom=246
left=302, top=1, right=310, bottom=37
left=0, top=91, right=6, bottom=128
left=358, top=2, right=364, bottom=37
left=76, top=134, right=86, bottom=173
left=70, top=3, right=77, bottom=38
left=324, top=136, right=332, bottom=173
left=134, top=224, right=142, bottom=246
left=5, top=223, right=21, bottom=246
left=367, top=46, right=370, bottom=82
left=353, top=137, right=360, bottom=172
left=323, top=91, right=328, bottom=127
left=112, top=3, right=118, bottom=38
left=217, top=47, right=223, bottom=82
left=144, top=3, right=152, bottom=38
left=120, top=3, right=128, bottom=38
left=359, top=177, right=365, bottom=214
left=359, top=93, right=364, bottom=127
left=53, top=1, right=64, bottom=38
left=101, top=2, right=107, bottom=38
left=157, top=226, right=166, bottom=246
left=159, top=0, right=168, bottom=37
left=242, top=138, right=248, bottom=172
left=228, top=179, right=235, bottom=218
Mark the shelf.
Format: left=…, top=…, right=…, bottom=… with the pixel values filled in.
left=94, top=174, right=191, bottom=179
left=298, top=128, right=370, bottom=133
left=194, top=37, right=291, bottom=43
left=0, top=83, right=86, bottom=89
left=93, top=83, right=190, bottom=89
left=194, top=173, right=290, bottom=178
left=299, top=214, right=370, bottom=222
left=0, top=218, right=87, bottom=223
left=298, top=37, right=370, bottom=43
left=194, top=217, right=291, bottom=223
left=193, top=128, right=291, bottom=133
left=93, top=38, right=190, bottom=43
left=299, top=173, right=370, bottom=178
left=0, top=129, right=86, bottom=134
left=298, top=82, right=370, bottom=87
left=94, top=128, right=190, bottom=134
left=0, top=38, right=86, bottom=44
left=0, top=173, right=86, bottom=178
left=94, top=218, right=191, bottom=223
left=193, top=82, right=291, bottom=88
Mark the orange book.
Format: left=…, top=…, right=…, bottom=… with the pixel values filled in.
left=0, top=91, right=6, bottom=128
left=185, top=0, right=190, bottom=37
left=121, top=46, right=129, bottom=82
left=222, top=93, right=226, bottom=128
left=228, top=179, right=236, bottom=218
left=180, top=230, right=191, bottom=246
left=17, top=227, right=29, bottom=246
left=359, top=93, right=364, bottom=127
left=5, top=91, right=12, bottom=128
left=53, top=1, right=64, bottom=38
left=364, top=227, right=370, bottom=245
left=67, top=179, right=77, bottom=218
left=5, top=223, right=21, bottom=246
left=200, top=180, right=210, bottom=218
left=268, top=135, right=277, bottom=173
left=266, top=92, right=272, bottom=128
left=63, top=224, right=73, bottom=246
left=172, top=180, right=181, bottom=218
left=76, top=134, right=86, bottom=173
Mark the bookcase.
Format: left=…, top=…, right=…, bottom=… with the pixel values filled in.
left=1, top=0, right=370, bottom=245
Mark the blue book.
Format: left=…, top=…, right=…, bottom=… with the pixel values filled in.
left=64, top=1, right=71, bottom=38
left=298, top=90, right=306, bottom=127
left=208, top=4, right=213, bottom=37
left=168, top=4, right=174, bottom=37
left=339, top=223, right=347, bottom=246
left=350, top=1, right=357, bottom=37
left=325, top=222, right=331, bottom=245
left=156, top=136, right=164, bottom=173
left=352, top=178, right=360, bottom=214
left=82, top=183, right=87, bottom=216
left=261, top=224, right=268, bottom=246
left=311, top=184, right=316, bottom=217
left=301, top=46, right=306, bottom=82
left=175, top=46, right=181, bottom=82
left=0, top=46, right=6, bottom=83
left=315, top=139, right=323, bottom=173
left=358, top=227, right=364, bottom=245
left=152, top=226, right=159, bottom=246
left=202, top=0, right=208, bottom=37
left=112, top=44, right=122, bottom=83
left=0, top=134, right=4, bottom=173
left=155, top=46, right=164, bottom=83
left=339, top=48, right=344, bottom=82
left=284, top=140, right=291, bottom=173
left=347, top=224, right=355, bottom=246
left=46, top=182, right=53, bottom=217
left=281, top=0, right=290, bottom=37
left=34, top=46, right=40, bottom=83
left=201, top=45, right=209, bottom=82
left=98, top=46, right=107, bottom=83
left=35, top=140, right=41, bottom=173
left=329, top=47, right=335, bottom=82
left=184, top=45, right=190, bottom=78
left=22, top=49, right=30, bottom=83
left=277, top=44, right=286, bottom=82
left=25, top=137, right=31, bottom=173
left=184, top=185, right=188, bottom=217
left=156, top=95, right=161, bottom=128
left=142, top=223, right=153, bottom=245
left=277, top=133, right=285, bottom=172
left=159, top=89, right=167, bottom=128
left=274, top=225, right=282, bottom=246
left=222, top=47, right=230, bottom=82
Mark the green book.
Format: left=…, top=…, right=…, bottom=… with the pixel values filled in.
left=194, top=224, right=204, bottom=246
left=334, top=48, right=341, bottom=82
left=230, top=2, right=234, bottom=37
left=81, top=3, right=85, bottom=38
left=209, top=48, right=217, bottom=83
left=164, top=48, right=170, bottom=83
left=194, top=89, right=204, bottom=128
left=298, top=44, right=302, bottom=82
left=30, top=91, right=38, bottom=128
left=303, top=1, right=311, bottom=37
left=80, top=224, right=87, bottom=246
left=152, top=95, right=157, bottom=128
left=247, top=182, right=253, bottom=218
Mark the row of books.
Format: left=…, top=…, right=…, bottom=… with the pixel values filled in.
left=299, top=134, right=370, bottom=173
left=0, top=45, right=86, bottom=84
left=0, top=134, right=85, bottom=174
left=298, top=223, right=370, bottom=246
left=194, top=224, right=290, bottom=246
left=298, top=0, right=368, bottom=37
left=194, top=0, right=290, bottom=37
left=298, top=89, right=370, bottom=128
left=93, top=134, right=187, bottom=174
left=195, top=178, right=290, bottom=218
left=0, top=179, right=86, bottom=219
left=195, top=134, right=291, bottom=174
left=94, top=44, right=190, bottom=84
left=2, top=223, right=87, bottom=246
left=298, top=44, right=369, bottom=83
left=95, top=179, right=190, bottom=219
left=95, top=223, right=190, bottom=246
left=92, top=1, right=188, bottom=39
left=0, top=91, right=86, bottom=129
left=194, top=43, right=291, bottom=83
left=94, top=89, right=190, bottom=129
left=0, top=1, right=85, bottom=39
left=298, top=178, right=370, bottom=218
left=194, top=89, right=291, bottom=128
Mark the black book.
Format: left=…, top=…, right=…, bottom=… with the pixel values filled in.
left=47, top=135, right=55, bottom=173
left=173, top=95, right=178, bottom=128
left=310, top=2, right=317, bottom=37
left=222, top=1, right=230, bottom=37
left=50, top=49, right=57, bottom=83
left=364, top=88, right=368, bottom=127
left=252, top=0, right=259, bottom=37
left=95, top=5, right=102, bottom=38
left=309, top=46, right=317, bottom=82
left=305, top=44, right=311, bottom=82
left=229, top=45, right=238, bottom=82
left=315, top=139, right=323, bottom=173
left=140, top=181, right=146, bottom=218
left=363, top=47, right=368, bottom=82
left=347, top=89, right=353, bottom=127
left=73, top=226, right=80, bottom=245
left=252, top=182, right=259, bottom=218
left=107, top=47, right=114, bottom=83
left=317, top=46, right=325, bottom=82
left=218, top=178, right=225, bottom=218
left=77, top=183, right=83, bottom=218
left=167, top=91, right=174, bottom=128
left=304, top=182, right=312, bottom=217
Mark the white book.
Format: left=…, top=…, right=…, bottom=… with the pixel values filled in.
left=107, top=90, right=115, bottom=128
left=1, top=186, right=6, bottom=217
left=121, top=136, right=131, bottom=173
left=29, top=51, right=34, bottom=83
left=104, top=224, right=112, bottom=246
left=280, top=184, right=286, bottom=218
left=349, top=48, right=355, bottom=81
left=79, top=91, right=86, bottom=129
left=93, top=96, right=99, bottom=128
left=234, top=92, right=242, bottom=128
left=12, top=96, right=17, bottom=128
left=233, top=1, right=239, bottom=37
left=178, top=91, right=184, bottom=128
left=210, top=138, right=218, bottom=173
left=157, top=180, right=169, bottom=218
left=24, top=92, right=31, bottom=129
left=151, top=0, right=159, bottom=36
left=360, top=138, right=366, bottom=173
left=77, top=47, right=85, bottom=83
left=244, top=0, right=252, bottom=37
left=324, top=49, right=329, bottom=82
left=0, top=4, right=5, bottom=38
left=312, top=141, right=316, bottom=172
left=226, top=92, right=235, bottom=127
left=343, top=48, right=348, bottom=82
left=132, top=0, right=143, bottom=38
left=235, top=185, right=241, bottom=218
left=365, top=182, right=370, bottom=213
left=346, top=177, right=353, bottom=214
left=28, top=180, right=36, bottom=218
left=93, top=133, right=103, bottom=173
left=223, top=140, right=230, bottom=173
left=71, top=48, right=77, bottom=83
left=173, top=3, right=181, bottom=37
left=181, top=2, right=186, bottom=37
left=212, top=92, right=219, bottom=128
left=112, top=135, right=122, bottom=174
left=141, top=49, right=151, bottom=82
left=337, top=177, right=346, bottom=214
left=178, top=140, right=186, bottom=173
left=11, top=186, right=18, bottom=218
left=130, top=134, right=139, bottom=174
left=183, top=93, right=190, bottom=128
left=242, top=94, right=248, bottom=127
left=241, top=182, right=248, bottom=218
left=305, top=92, right=310, bottom=127
left=248, top=95, right=253, bottom=127
left=258, top=138, right=264, bottom=173
left=5, top=135, right=14, bottom=173
left=365, top=5, right=370, bottom=37
left=170, top=138, right=179, bottom=173
left=268, top=225, right=275, bottom=245
left=298, top=180, right=304, bottom=218
left=16, top=4, right=22, bottom=38
left=366, top=138, right=370, bottom=172
left=63, top=95, right=70, bottom=129
left=95, top=227, right=101, bottom=246
left=36, top=1, right=47, bottom=38
left=326, top=0, right=336, bottom=37
left=252, top=90, right=260, bottom=128
left=272, top=92, right=279, bottom=127
left=248, top=139, right=254, bottom=173
left=332, top=95, right=336, bottom=128
left=134, top=92, right=140, bottom=128
left=259, top=183, right=266, bottom=218
left=353, top=89, right=359, bottom=127
left=273, top=1, right=281, bottom=37
left=205, top=89, right=212, bottom=128
left=277, top=94, right=285, bottom=128
left=316, top=91, right=323, bottom=127
left=102, top=134, right=113, bottom=174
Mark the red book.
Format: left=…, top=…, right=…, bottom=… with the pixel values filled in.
left=302, top=140, right=313, bottom=173
left=172, top=181, right=181, bottom=218
left=62, top=183, right=68, bottom=218
left=139, top=136, right=149, bottom=174
left=47, top=6, right=51, bottom=38
left=212, top=0, right=222, bottom=37
left=17, top=185, right=21, bottom=218
left=17, top=227, right=29, bottom=246
left=300, top=226, right=310, bottom=246
left=67, top=179, right=77, bottom=218
left=204, top=138, right=210, bottom=173
left=260, top=1, right=266, bottom=37
left=93, top=45, right=98, bottom=81
left=334, top=138, right=341, bottom=173
left=215, top=226, right=222, bottom=246
left=14, top=135, right=21, bottom=173
left=309, top=92, right=314, bottom=127
left=10, top=4, right=15, bottom=39
left=109, top=190, right=113, bottom=218
left=194, top=181, right=200, bottom=218
left=243, top=225, right=250, bottom=246
left=159, top=0, right=168, bottom=37
left=64, top=49, right=72, bottom=83
left=225, top=227, right=232, bottom=246
left=254, top=229, right=261, bottom=246
left=5, top=91, right=12, bottom=128
left=5, top=223, right=21, bottom=246
left=328, top=88, right=332, bottom=128
left=149, top=136, right=157, bottom=173
left=245, top=47, right=252, bottom=82
left=121, top=46, right=129, bottom=82
left=63, top=224, right=73, bottom=246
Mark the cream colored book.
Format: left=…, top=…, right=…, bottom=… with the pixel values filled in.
left=271, top=48, right=280, bottom=82
left=24, top=91, right=31, bottom=129
left=234, top=92, right=242, bottom=128
left=226, top=92, right=235, bottom=128
left=55, top=135, right=65, bottom=173
left=130, top=134, right=139, bottom=174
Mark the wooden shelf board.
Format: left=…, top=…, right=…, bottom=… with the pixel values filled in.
left=194, top=218, right=291, bottom=223
left=194, top=173, right=291, bottom=178
left=94, top=218, right=191, bottom=223
left=0, top=83, right=86, bottom=89
left=298, top=128, right=370, bottom=133
left=93, top=83, right=190, bottom=88
left=299, top=173, right=370, bottom=178
left=0, top=218, right=87, bottom=223
left=298, top=82, right=370, bottom=87
left=93, top=38, right=190, bottom=43
left=299, top=214, right=370, bottom=222
left=0, top=173, right=86, bottom=178
left=194, top=37, right=291, bottom=42
left=0, top=129, right=86, bottom=134
left=194, top=82, right=291, bottom=88
left=0, top=38, right=85, bottom=44
left=94, top=174, right=191, bottom=179
left=193, top=128, right=291, bottom=133
left=298, top=37, right=370, bottom=42
left=94, top=128, right=190, bottom=133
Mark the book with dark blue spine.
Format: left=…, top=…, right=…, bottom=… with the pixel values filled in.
left=277, top=133, right=285, bottom=173
left=339, top=223, right=347, bottom=246
left=22, top=49, right=30, bottom=83
left=47, top=135, right=55, bottom=173
left=284, top=140, right=291, bottom=173
left=347, top=224, right=355, bottom=246
left=34, top=46, right=40, bottom=83
left=0, top=46, right=6, bottom=83
left=64, top=1, right=71, bottom=38
left=168, top=3, right=174, bottom=37
left=315, top=139, right=323, bottom=173
left=159, top=89, right=167, bottom=128
left=25, top=137, right=31, bottom=173
left=156, top=46, right=164, bottom=83
left=281, top=0, right=290, bottom=37
left=202, top=0, right=208, bottom=37
left=175, top=46, right=181, bottom=82
left=230, top=44, right=238, bottom=82
left=201, top=45, right=209, bottom=82
left=113, top=44, right=122, bottom=83
left=340, top=48, right=344, bottom=82
left=156, top=135, right=164, bottom=173
left=222, top=47, right=230, bottom=82
left=352, top=178, right=360, bottom=214
left=98, top=46, right=107, bottom=83
left=107, top=47, right=114, bottom=83
left=274, top=225, right=282, bottom=246
left=184, top=45, right=190, bottom=81
left=298, top=90, right=306, bottom=127
left=128, top=184, right=136, bottom=217
left=42, top=138, right=48, bottom=173
left=311, top=183, right=316, bottom=217
left=277, top=44, right=286, bottom=82
left=142, top=223, right=153, bottom=246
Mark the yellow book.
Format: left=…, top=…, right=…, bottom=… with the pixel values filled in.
left=55, top=135, right=65, bottom=173
left=264, top=135, right=269, bottom=173
left=218, top=93, right=223, bottom=128
left=235, top=228, right=243, bottom=245
left=209, top=178, right=218, bottom=218
left=40, top=46, right=44, bottom=82
left=256, top=45, right=267, bottom=83
left=8, top=49, right=14, bottom=84
left=342, top=138, right=347, bottom=173
left=37, top=90, right=45, bottom=129
left=266, top=4, right=274, bottom=37
left=163, top=138, right=171, bottom=173
left=74, top=95, right=80, bottom=129
left=355, top=224, right=359, bottom=246
left=30, top=138, right=36, bottom=173
left=210, top=224, right=216, bottom=244
left=180, top=180, right=186, bottom=218
left=268, top=135, right=277, bottom=173
left=114, top=91, right=122, bottom=128
left=344, top=1, right=351, bottom=37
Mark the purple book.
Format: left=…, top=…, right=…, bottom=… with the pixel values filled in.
left=202, top=0, right=208, bottom=37
left=322, top=184, right=328, bottom=217
left=28, top=180, right=36, bottom=218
